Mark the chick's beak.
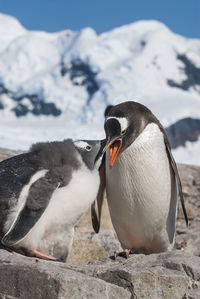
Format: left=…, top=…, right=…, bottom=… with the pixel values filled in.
left=104, top=138, right=122, bottom=167
left=95, top=139, right=107, bottom=163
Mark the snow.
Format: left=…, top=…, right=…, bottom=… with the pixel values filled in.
left=0, top=13, right=26, bottom=52
left=173, top=138, right=200, bottom=166
left=0, top=115, right=105, bottom=151
left=0, top=14, right=200, bottom=165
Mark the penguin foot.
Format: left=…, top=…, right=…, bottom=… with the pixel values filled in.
left=176, top=241, right=187, bottom=250
left=27, top=249, right=58, bottom=261
left=113, top=249, right=135, bottom=260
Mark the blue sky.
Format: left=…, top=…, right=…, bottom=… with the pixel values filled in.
left=0, top=0, right=199, bottom=38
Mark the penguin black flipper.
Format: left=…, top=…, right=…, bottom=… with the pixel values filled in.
left=2, top=172, right=58, bottom=247
left=91, top=158, right=106, bottom=233
left=0, top=152, right=40, bottom=239
left=164, top=137, right=188, bottom=227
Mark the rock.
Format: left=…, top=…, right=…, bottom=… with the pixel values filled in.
left=60, top=59, right=99, bottom=104
left=0, top=249, right=130, bottom=299
left=67, top=239, right=108, bottom=265
left=167, top=54, right=200, bottom=93
left=166, top=117, right=200, bottom=149
left=178, top=164, right=200, bottom=200
left=76, top=250, right=200, bottom=299
left=91, top=229, right=122, bottom=256
left=1, top=249, right=200, bottom=299
left=68, top=229, right=122, bottom=265
left=176, top=164, right=200, bottom=257
left=0, top=148, right=21, bottom=162
left=0, top=81, right=62, bottom=117
left=183, top=288, right=200, bottom=299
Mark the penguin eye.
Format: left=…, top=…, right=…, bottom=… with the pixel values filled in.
left=86, top=145, right=92, bottom=151
left=121, top=129, right=126, bottom=135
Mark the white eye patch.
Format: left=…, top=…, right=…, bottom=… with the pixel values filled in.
left=74, top=141, right=91, bottom=151
left=106, top=117, right=128, bottom=132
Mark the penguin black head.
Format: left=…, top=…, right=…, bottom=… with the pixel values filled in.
left=74, top=140, right=105, bottom=170
left=103, top=101, right=158, bottom=167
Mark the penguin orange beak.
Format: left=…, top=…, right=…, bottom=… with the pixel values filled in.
left=104, top=138, right=122, bottom=167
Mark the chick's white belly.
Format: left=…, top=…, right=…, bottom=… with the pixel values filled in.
left=20, top=167, right=100, bottom=249
left=106, top=124, right=172, bottom=252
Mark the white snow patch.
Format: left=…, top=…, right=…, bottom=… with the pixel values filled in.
left=173, top=138, right=200, bottom=166
left=0, top=14, right=200, bottom=164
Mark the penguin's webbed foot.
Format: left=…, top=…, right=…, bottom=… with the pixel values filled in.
left=113, top=249, right=135, bottom=260
left=25, top=248, right=58, bottom=261
left=176, top=241, right=187, bottom=250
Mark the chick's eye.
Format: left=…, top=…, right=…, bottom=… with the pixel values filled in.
left=121, top=129, right=126, bottom=135
left=86, top=145, right=92, bottom=151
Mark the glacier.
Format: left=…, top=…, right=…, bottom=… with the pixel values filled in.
left=0, top=13, right=200, bottom=165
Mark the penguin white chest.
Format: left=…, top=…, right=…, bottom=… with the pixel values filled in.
left=20, top=166, right=100, bottom=249
left=106, top=123, right=173, bottom=252
left=45, top=166, right=100, bottom=227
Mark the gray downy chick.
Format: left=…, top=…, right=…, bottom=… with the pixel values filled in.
left=0, top=139, right=104, bottom=261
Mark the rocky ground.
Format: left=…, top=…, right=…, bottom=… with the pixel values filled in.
left=0, top=148, right=199, bottom=299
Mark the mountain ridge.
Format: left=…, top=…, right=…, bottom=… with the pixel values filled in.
left=0, top=13, right=200, bottom=164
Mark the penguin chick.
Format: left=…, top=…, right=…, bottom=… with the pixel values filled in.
left=92, top=101, right=188, bottom=256
left=0, top=139, right=103, bottom=261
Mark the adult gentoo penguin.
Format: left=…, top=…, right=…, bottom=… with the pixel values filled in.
left=92, top=101, right=188, bottom=256
left=0, top=139, right=103, bottom=261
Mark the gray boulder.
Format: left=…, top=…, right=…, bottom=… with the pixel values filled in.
left=76, top=250, right=200, bottom=299
left=1, top=249, right=200, bottom=299
left=0, top=249, right=130, bottom=299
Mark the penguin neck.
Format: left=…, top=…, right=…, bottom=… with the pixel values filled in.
left=125, top=122, right=163, bottom=152
left=105, top=122, right=171, bottom=209
left=108, top=122, right=164, bottom=168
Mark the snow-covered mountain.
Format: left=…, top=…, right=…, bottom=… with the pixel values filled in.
left=0, top=13, right=200, bottom=164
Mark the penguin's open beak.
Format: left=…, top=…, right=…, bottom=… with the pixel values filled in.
left=104, top=138, right=122, bottom=167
